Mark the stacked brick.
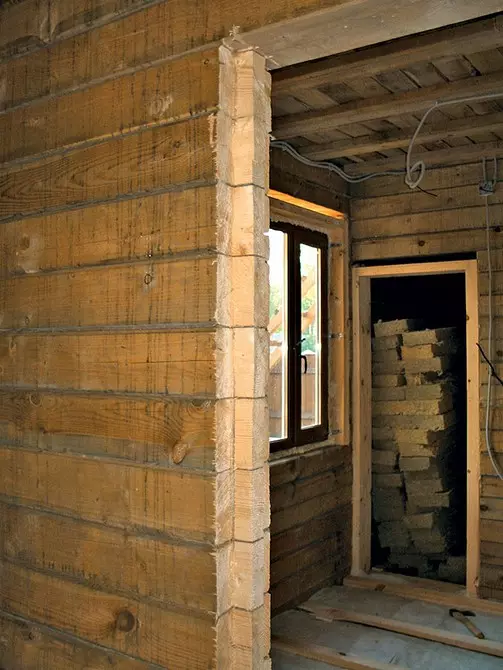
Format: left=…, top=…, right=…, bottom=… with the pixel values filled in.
left=371, top=319, right=465, bottom=581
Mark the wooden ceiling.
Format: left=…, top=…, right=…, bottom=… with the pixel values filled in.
left=271, top=14, right=503, bottom=175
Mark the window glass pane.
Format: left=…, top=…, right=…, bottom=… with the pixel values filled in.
left=300, top=243, right=321, bottom=429
left=269, top=229, right=288, bottom=440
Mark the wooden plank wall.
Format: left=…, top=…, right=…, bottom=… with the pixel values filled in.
left=351, top=159, right=503, bottom=600
left=269, top=161, right=351, bottom=615
left=0, top=3, right=271, bottom=669
left=270, top=447, right=352, bottom=613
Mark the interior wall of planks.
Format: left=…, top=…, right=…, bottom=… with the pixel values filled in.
left=0, top=0, right=276, bottom=667
left=269, top=154, right=352, bottom=615
left=351, top=159, right=503, bottom=600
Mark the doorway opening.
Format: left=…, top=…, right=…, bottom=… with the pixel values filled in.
left=352, top=260, right=480, bottom=597
left=370, top=272, right=467, bottom=585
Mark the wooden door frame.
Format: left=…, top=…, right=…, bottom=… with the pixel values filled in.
left=351, top=260, right=480, bottom=598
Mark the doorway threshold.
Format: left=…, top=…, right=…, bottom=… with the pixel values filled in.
left=345, top=570, right=503, bottom=616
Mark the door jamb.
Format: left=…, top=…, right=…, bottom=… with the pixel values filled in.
left=351, top=259, right=480, bottom=598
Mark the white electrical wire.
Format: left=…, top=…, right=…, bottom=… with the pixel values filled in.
left=272, top=91, right=503, bottom=189
left=270, top=139, right=406, bottom=183
left=483, top=157, right=503, bottom=480
left=405, top=91, right=503, bottom=190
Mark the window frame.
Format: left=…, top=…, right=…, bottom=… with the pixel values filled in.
left=269, top=220, right=329, bottom=453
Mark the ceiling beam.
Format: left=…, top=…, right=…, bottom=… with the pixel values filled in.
left=272, top=71, right=503, bottom=139
left=246, top=1, right=503, bottom=70
left=272, top=14, right=503, bottom=96
left=301, top=112, right=503, bottom=160
left=344, top=141, right=503, bottom=175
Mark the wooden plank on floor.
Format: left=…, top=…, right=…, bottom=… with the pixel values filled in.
left=272, top=635, right=408, bottom=670
left=344, top=574, right=503, bottom=616
left=300, top=604, right=503, bottom=659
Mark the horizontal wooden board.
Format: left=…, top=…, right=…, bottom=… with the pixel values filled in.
left=0, top=446, right=214, bottom=540
left=353, top=227, right=503, bottom=261
left=271, top=536, right=338, bottom=586
left=271, top=469, right=345, bottom=514
left=480, top=493, right=503, bottom=520
left=0, top=116, right=216, bottom=220
left=0, top=49, right=219, bottom=165
left=0, top=560, right=214, bottom=668
left=271, top=483, right=352, bottom=536
left=271, top=556, right=339, bottom=614
left=351, top=184, right=503, bottom=222
left=0, top=256, right=216, bottom=329
left=0, top=330, right=215, bottom=395
left=482, top=477, right=503, bottom=500
left=0, top=187, right=217, bottom=276
left=271, top=505, right=351, bottom=561
left=351, top=163, right=482, bottom=198
left=270, top=445, right=349, bottom=488
left=351, top=204, right=499, bottom=241
left=0, top=0, right=49, bottom=58
left=0, top=610, right=157, bottom=670
left=0, top=502, right=215, bottom=612
left=0, top=391, right=216, bottom=470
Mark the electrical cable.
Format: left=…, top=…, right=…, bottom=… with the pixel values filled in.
left=270, top=139, right=406, bottom=184
left=480, top=157, right=503, bottom=480
left=405, top=91, right=503, bottom=190
left=271, top=91, right=503, bottom=188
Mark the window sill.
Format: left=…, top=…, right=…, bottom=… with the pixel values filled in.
left=269, top=432, right=347, bottom=465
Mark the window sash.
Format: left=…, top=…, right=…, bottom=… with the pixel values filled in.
left=269, top=221, right=328, bottom=452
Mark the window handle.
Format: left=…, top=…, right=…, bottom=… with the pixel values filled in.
left=300, top=354, right=308, bottom=374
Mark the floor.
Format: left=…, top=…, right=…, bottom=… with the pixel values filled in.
left=271, top=575, right=503, bottom=669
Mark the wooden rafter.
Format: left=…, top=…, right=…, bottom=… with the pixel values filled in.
left=272, top=14, right=503, bottom=95
left=272, top=71, right=503, bottom=139
left=345, top=140, right=503, bottom=174
left=301, top=112, right=503, bottom=161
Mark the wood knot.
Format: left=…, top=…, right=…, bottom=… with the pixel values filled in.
left=172, top=441, right=188, bottom=464
left=29, top=393, right=41, bottom=407
left=115, top=609, right=136, bottom=633
left=144, top=273, right=153, bottom=285
left=19, top=236, right=30, bottom=250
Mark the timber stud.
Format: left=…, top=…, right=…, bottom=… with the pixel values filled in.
left=115, top=609, right=136, bottom=633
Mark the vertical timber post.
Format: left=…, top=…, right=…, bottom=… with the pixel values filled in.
left=214, top=44, right=272, bottom=668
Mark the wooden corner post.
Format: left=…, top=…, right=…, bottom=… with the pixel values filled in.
left=214, top=44, right=272, bottom=668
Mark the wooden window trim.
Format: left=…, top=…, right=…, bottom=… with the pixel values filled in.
left=268, top=190, right=349, bottom=455
left=270, top=221, right=329, bottom=453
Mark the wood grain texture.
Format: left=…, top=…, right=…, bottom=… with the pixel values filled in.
left=0, top=116, right=216, bottom=220
left=0, top=49, right=220, bottom=165
left=0, top=187, right=217, bottom=277
left=0, top=330, right=216, bottom=395
left=0, top=611, right=159, bottom=670
left=0, top=560, right=214, bottom=668
left=0, top=257, right=216, bottom=329
left=0, top=502, right=216, bottom=612
left=0, top=390, right=217, bottom=470
left=0, top=446, right=215, bottom=540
